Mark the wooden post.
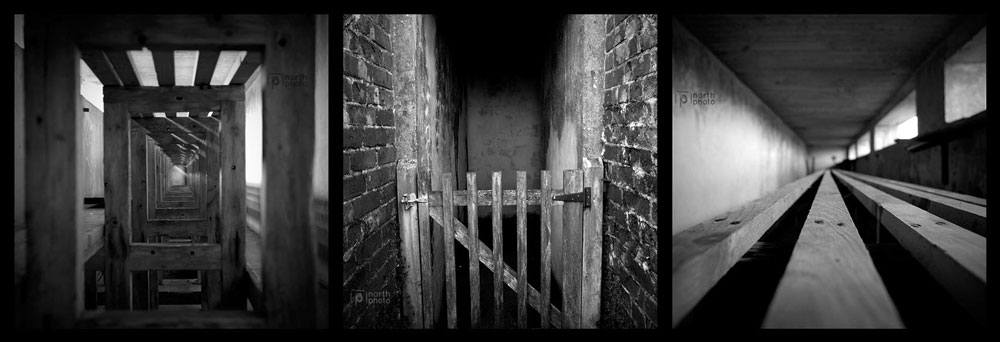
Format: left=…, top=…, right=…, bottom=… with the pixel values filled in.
left=466, top=172, right=480, bottom=328
left=203, top=118, right=222, bottom=309
left=103, top=102, right=132, bottom=310
left=491, top=171, right=503, bottom=328
left=539, top=171, right=552, bottom=328
left=581, top=166, right=603, bottom=328
left=396, top=162, right=423, bottom=328
left=515, top=171, right=527, bottom=328
left=262, top=15, right=317, bottom=328
left=561, top=169, right=583, bottom=328
left=442, top=173, right=457, bottom=328
left=23, top=15, right=83, bottom=327
left=220, top=100, right=247, bottom=309
left=130, top=123, right=151, bottom=310
left=417, top=170, right=434, bottom=329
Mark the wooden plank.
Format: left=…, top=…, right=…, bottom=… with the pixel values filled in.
left=467, top=172, right=480, bottom=328
left=396, top=162, right=423, bottom=328
left=245, top=228, right=265, bottom=312
left=842, top=170, right=987, bottom=237
left=884, top=174, right=987, bottom=206
left=540, top=171, right=552, bottom=328
left=76, top=310, right=265, bottom=329
left=80, top=48, right=122, bottom=86
left=203, top=114, right=222, bottom=309
left=220, top=100, right=247, bottom=309
left=105, top=50, right=141, bottom=86
left=429, top=206, right=564, bottom=328
left=151, top=50, right=175, bottom=86
left=23, top=17, right=83, bottom=327
left=764, top=172, right=902, bottom=328
left=491, top=171, right=504, bottom=328
left=832, top=170, right=986, bottom=326
left=131, top=123, right=152, bottom=310
left=442, top=173, right=457, bottom=328
left=561, top=169, right=583, bottom=328
left=106, top=86, right=243, bottom=114
left=581, top=166, right=603, bottom=328
left=516, top=171, right=528, bottom=328
left=127, top=243, right=222, bottom=270
left=194, top=50, right=221, bottom=86
left=428, top=189, right=564, bottom=207
left=103, top=102, right=133, bottom=310
left=262, top=15, right=317, bottom=328
left=672, top=170, right=824, bottom=327
left=73, top=15, right=276, bottom=49
left=230, top=50, right=262, bottom=85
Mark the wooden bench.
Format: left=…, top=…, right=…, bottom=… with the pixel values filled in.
left=672, top=169, right=987, bottom=328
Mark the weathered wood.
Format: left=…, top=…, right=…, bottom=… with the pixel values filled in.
left=105, top=50, right=141, bottom=86
left=764, top=171, right=902, bottom=328
left=417, top=169, right=434, bottom=328
left=883, top=174, right=987, bottom=206
left=245, top=228, right=265, bottom=312
left=151, top=50, right=175, bottom=87
left=442, top=173, right=458, bottom=328
left=194, top=50, right=221, bottom=86
left=428, top=189, right=565, bottom=207
left=491, top=171, right=504, bottom=328
left=842, top=170, right=987, bottom=237
left=76, top=310, right=266, bottom=329
left=262, top=15, right=317, bottom=328
left=428, top=206, right=564, bottom=328
left=672, top=170, right=824, bottom=327
left=396, top=162, right=423, bottom=328
left=203, top=115, right=222, bottom=309
left=130, top=123, right=152, bottom=310
left=540, top=171, right=552, bottom=328
left=105, top=86, right=243, bottom=113
left=562, top=170, right=583, bottom=328
left=467, top=172, right=480, bottom=328
left=127, top=243, right=221, bottom=270
left=23, top=17, right=83, bottom=327
left=103, top=102, right=133, bottom=310
left=516, top=171, right=528, bottom=328
left=581, top=166, right=603, bottom=328
left=80, top=48, right=122, bottom=86
left=132, top=117, right=219, bottom=135
left=230, top=50, right=262, bottom=85
left=832, top=170, right=986, bottom=326
left=220, top=100, right=247, bottom=309
left=72, top=15, right=276, bottom=49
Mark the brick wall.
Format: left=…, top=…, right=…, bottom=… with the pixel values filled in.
left=342, top=14, right=405, bottom=329
left=600, top=14, right=658, bottom=329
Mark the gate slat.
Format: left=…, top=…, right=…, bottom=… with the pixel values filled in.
left=582, top=167, right=603, bottom=328
left=467, top=173, right=480, bottom=328
left=540, top=171, right=552, bottom=328
left=417, top=170, right=434, bottom=328
left=516, top=171, right=528, bottom=328
left=442, top=173, right=457, bottom=328
left=492, top=172, right=504, bottom=328
left=561, top=169, right=583, bottom=328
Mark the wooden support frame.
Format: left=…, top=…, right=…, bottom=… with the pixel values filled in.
left=21, top=14, right=318, bottom=329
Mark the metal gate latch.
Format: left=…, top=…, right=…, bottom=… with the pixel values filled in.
left=553, top=187, right=591, bottom=208
left=400, top=193, right=427, bottom=210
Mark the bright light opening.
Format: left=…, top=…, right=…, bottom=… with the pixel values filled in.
left=153, top=112, right=167, bottom=118
left=896, top=116, right=918, bottom=139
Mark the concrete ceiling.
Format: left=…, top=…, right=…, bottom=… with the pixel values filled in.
left=675, top=15, right=965, bottom=147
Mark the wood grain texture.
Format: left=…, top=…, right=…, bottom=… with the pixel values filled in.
left=417, top=169, right=434, bottom=328
left=764, top=171, right=903, bottom=328
left=428, top=206, right=564, bottom=328
left=76, top=310, right=265, bottom=329
left=262, top=15, right=317, bottom=328
left=396, top=162, right=423, bottom=328
left=103, top=102, right=133, bottom=310
left=467, top=172, right=480, bottom=328
left=516, top=171, right=528, bottom=328
left=22, top=17, right=83, bottom=327
left=220, top=100, right=247, bottom=309
left=442, top=173, right=458, bottom=328
left=841, top=170, right=986, bottom=237
left=427, top=189, right=565, bottom=207
left=672, top=170, right=823, bottom=327
left=72, top=15, right=276, bottom=49
left=561, top=170, right=583, bottom=329
left=127, top=243, right=221, bottom=270
left=581, top=166, right=603, bottom=328
left=832, top=170, right=986, bottom=326
left=884, top=174, right=987, bottom=206
left=540, top=171, right=552, bottom=328
left=105, top=86, right=244, bottom=113
left=203, top=119, right=222, bottom=309
left=130, top=123, right=152, bottom=310
left=491, top=171, right=504, bottom=328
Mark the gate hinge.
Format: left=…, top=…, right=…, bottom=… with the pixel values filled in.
left=553, top=187, right=591, bottom=208
left=400, top=193, right=427, bottom=209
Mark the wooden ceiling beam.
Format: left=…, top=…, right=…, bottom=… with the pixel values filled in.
left=104, top=50, right=140, bottom=86
left=80, top=49, right=123, bottom=86
left=151, top=50, right=175, bottom=87
left=229, top=51, right=261, bottom=85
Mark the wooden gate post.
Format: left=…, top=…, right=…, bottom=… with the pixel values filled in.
left=396, top=161, right=424, bottom=328
left=582, top=166, right=603, bottom=328
left=561, top=169, right=584, bottom=328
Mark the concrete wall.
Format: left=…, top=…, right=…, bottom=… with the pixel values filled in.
left=81, top=96, right=104, bottom=198
left=671, top=18, right=808, bottom=235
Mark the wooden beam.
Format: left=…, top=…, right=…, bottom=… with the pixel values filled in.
left=22, top=16, right=83, bottom=328
left=672, top=170, right=824, bottom=327
left=427, top=189, right=567, bottom=207
left=76, top=310, right=265, bottom=329
left=133, top=117, right=219, bottom=135
left=230, top=50, right=262, bottom=85
left=842, top=170, right=987, bottom=237
left=151, top=50, right=176, bottom=87
left=194, top=50, right=221, bottom=86
left=103, top=102, right=132, bottom=310
left=561, top=169, right=583, bottom=329
left=105, top=50, right=141, bottom=86
left=442, top=173, right=457, bottom=328
left=832, top=170, right=986, bottom=326
left=763, top=172, right=902, bottom=328
left=516, top=171, right=528, bottom=328
left=105, top=86, right=243, bottom=113
left=145, top=219, right=210, bottom=238
left=466, top=172, right=480, bottom=328
left=80, top=48, right=123, bottom=86
left=581, top=166, right=603, bottom=328
left=127, top=243, right=222, bottom=270
left=262, top=15, right=317, bottom=328
left=203, top=118, right=223, bottom=307
left=396, top=162, right=423, bottom=328
left=220, top=100, right=247, bottom=309
left=130, top=123, right=153, bottom=310
left=72, top=15, right=275, bottom=49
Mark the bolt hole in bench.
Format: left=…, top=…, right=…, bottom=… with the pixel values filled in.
left=672, top=170, right=985, bottom=328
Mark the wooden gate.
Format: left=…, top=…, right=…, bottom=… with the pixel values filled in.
left=398, top=167, right=603, bottom=328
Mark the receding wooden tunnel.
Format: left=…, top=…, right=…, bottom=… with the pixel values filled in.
left=14, top=14, right=329, bottom=329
